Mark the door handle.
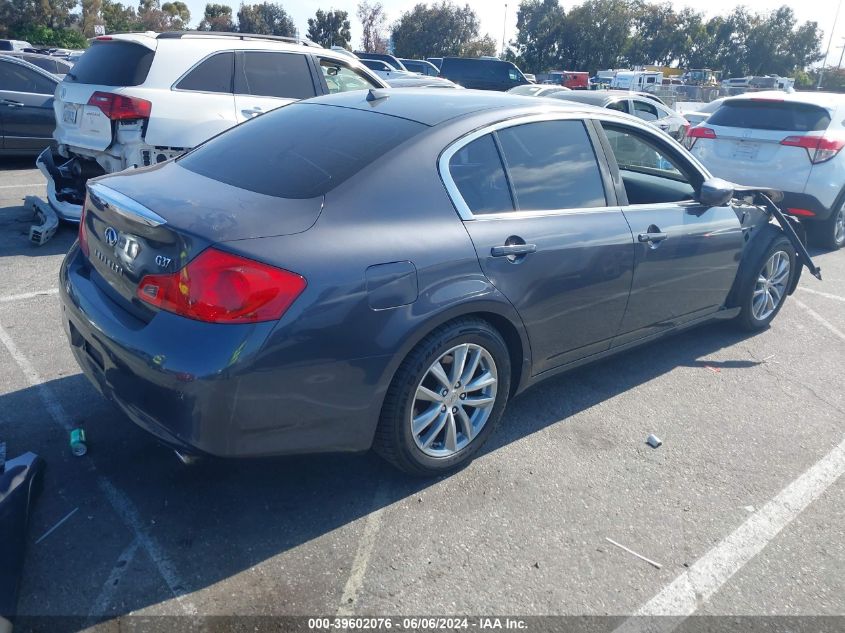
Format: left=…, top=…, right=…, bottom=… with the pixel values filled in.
left=491, top=243, right=536, bottom=257
left=638, top=232, right=668, bottom=243
left=2, top=99, right=24, bottom=108
left=241, top=107, right=263, bottom=118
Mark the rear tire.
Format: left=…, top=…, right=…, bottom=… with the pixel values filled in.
left=806, top=204, right=845, bottom=251
left=734, top=234, right=795, bottom=331
left=373, top=318, right=511, bottom=476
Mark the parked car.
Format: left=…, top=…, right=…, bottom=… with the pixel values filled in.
left=40, top=31, right=386, bottom=221
left=507, top=84, right=570, bottom=97
left=354, top=51, right=408, bottom=71
left=607, top=89, right=668, bottom=107
left=0, top=55, right=58, bottom=156
left=61, top=89, right=815, bottom=476
left=386, top=76, right=460, bottom=89
left=546, top=70, right=590, bottom=90
left=689, top=91, right=845, bottom=249
left=0, top=52, right=73, bottom=77
left=610, top=70, right=663, bottom=92
left=426, top=57, right=443, bottom=69
left=437, top=57, right=529, bottom=91
left=680, top=97, right=727, bottom=129
left=523, top=73, right=536, bottom=83
left=359, top=59, right=417, bottom=81
left=549, top=90, right=689, bottom=140
left=0, top=39, right=32, bottom=52
left=399, top=58, right=440, bottom=77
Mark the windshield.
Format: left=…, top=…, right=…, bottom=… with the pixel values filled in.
left=707, top=100, right=830, bottom=132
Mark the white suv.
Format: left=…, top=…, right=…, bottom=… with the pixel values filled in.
left=689, top=91, right=845, bottom=249
left=40, top=31, right=387, bottom=220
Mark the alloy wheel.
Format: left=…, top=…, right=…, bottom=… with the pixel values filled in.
left=752, top=250, right=790, bottom=321
left=410, top=343, right=498, bottom=458
left=834, top=206, right=845, bottom=246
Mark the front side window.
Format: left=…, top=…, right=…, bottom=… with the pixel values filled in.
left=496, top=120, right=606, bottom=211
left=448, top=134, right=514, bottom=215
left=319, top=58, right=380, bottom=94
left=602, top=123, right=698, bottom=204
left=236, top=51, right=316, bottom=100
left=633, top=100, right=659, bottom=122
left=0, top=62, right=54, bottom=94
left=607, top=100, right=629, bottom=114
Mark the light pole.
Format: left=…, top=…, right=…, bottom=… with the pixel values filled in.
left=818, top=0, right=844, bottom=89
left=501, top=3, right=507, bottom=59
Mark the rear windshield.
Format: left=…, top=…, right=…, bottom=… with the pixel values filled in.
left=66, top=41, right=154, bottom=86
left=178, top=104, right=426, bottom=199
left=707, top=100, right=831, bottom=132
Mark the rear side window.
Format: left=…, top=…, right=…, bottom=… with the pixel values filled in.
left=707, top=100, right=831, bottom=132
left=236, top=52, right=316, bottom=99
left=0, top=61, right=55, bottom=94
left=66, top=41, right=154, bottom=86
left=497, top=120, right=606, bottom=211
left=178, top=104, right=424, bottom=199
left=633, top=100, right=658, bottom=121
left=176, top=52, right=234, bottom=94
left=448, top=134, right=514, bottom=215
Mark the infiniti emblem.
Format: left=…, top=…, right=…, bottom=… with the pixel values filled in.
left=104, top=226, right=118, bottom=246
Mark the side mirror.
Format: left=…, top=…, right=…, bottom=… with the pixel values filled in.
left=698, top=177, right=734, bottom=207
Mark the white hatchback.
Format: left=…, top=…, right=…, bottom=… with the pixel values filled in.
left=689, top=91, right=845, bottom=249
left=40, top=31, right=386, bottom=220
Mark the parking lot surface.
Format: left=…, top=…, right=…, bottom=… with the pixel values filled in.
left=1, top=159, right=843, bottom=631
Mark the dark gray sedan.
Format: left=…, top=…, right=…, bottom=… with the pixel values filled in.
left=60, top=89, right=815, bottom=475
left=0, top=55, right=58, bottom=155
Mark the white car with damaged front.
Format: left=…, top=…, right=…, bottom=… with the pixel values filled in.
left=41, top=31, right=386, bottom=221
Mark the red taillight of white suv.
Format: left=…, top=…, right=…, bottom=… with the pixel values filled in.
left=780, top=135, right=845, bottom=165
left=684, top=126, right=716, bottom=149
left=87, top=91, right=152, bottom=121
left=137, top=248, right=307, bottom=324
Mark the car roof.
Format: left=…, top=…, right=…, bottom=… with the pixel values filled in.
left=547, top=90, right=620, bottom=106
left=722, top=90, right=845, bottom=111
left=303, top=88, right=593, bottom=126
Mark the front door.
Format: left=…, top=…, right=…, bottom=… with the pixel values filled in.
left=0, top=60, right=56, bottom=153
left=597, top=122, right=744, bottom=345
left=233, top=51, right=318, bottom=122
left=443, top=118, right=635, bottom=374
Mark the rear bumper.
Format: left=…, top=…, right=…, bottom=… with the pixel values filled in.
left=60, top=245, right=389, bottom=457
left=35, top=148, right=83, bottom=222
left=779, top=191, right=836, bottom=221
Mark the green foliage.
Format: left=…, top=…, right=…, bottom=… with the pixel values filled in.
left=507, top=0, right=823, bottom=76
left=101, top=0, right=141, bottom=32
left=237, top=2, right=296, bottom=37
left=198, top=3, right=235, bottom=31
left=391, top=2, right=489, bottom=59
left=307, top=9, right=351, bottom=48
left=357, top=1, right=387, bottom=53
left=11, top=24, right=88, bottom=48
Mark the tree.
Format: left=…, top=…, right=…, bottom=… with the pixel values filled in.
left=81, top=0, right=104, bottom=37
left=357, top=0, right=387, bottom=52
left=238, top=2, right=296, bottom=36
left=507, top=0, right=566, bottom=74
left=161, top=1, right=190, bottom=29
left=198, top=3, right=235, bottom=31
left=391, top=1, right=492, bottom=59
left=559, top=0, right=638, bottom=72
left=307, top=9, right=351, bottom=48
left=101, top=0, right=140, bottom=32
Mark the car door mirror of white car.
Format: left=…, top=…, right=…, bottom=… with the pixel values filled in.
left=698, top=177, right=735, bottom=207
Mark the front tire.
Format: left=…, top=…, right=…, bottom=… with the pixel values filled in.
left=374, top=318, right=511, bottom=476
left=806, top=204, right=845, bottom=251
left=734, top=234, right=796, bottom=331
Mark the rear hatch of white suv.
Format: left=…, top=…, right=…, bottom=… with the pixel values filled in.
left=688, top=96, right=840, bottom=197
left=55, top=35, right=157, bottom=153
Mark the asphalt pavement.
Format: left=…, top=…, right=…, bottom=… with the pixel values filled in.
left=0, top=158, right=842, bottom=632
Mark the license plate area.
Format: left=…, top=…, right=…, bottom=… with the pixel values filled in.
left=732, top=142, right=759, bottom=161
left=62, top=104, right=79, bottom=125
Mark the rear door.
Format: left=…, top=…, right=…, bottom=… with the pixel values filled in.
left=0, top=59, right=57, bottom=152
left=233, top=51, right=319, bottom=122
left=691, top=98, right=832, bottom=193
left=597, top=120, right=744, bottom=344
left=443, top=117, right=635, bottom=373
left=54, top=38, right=156, bottom=151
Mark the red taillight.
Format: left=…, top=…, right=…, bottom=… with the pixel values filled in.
left=87, top=91, right=152, bottom=121
left=780, top=135, right=845, bottom=164
left=136, top=248, right=306, bottom=324
left=684, top=126, right=716, bottom=149
left=786, top=208, right=816, bottom=217
left=78, top=201, right=89, bottom=258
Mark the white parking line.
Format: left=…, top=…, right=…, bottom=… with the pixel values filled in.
left=0, top=321, right=197, bottom=615
left=87, top=537, right=141, bottom=620
left=614, top=435, right=845, bottom=633
left=0, top=289, right=59, bottom=304
left=793, top=299, right=845, bottom=344
left=799, top=286, right=845, bottom=304
left=0, top=183, right=45, bottom=189
left=336, top=478, right=392, bottom=616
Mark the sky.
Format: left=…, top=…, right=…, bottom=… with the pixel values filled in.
left=180, top=0, right=845, bottom=67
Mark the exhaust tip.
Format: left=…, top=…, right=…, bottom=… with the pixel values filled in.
left=174, top=449, right=200, bottom=466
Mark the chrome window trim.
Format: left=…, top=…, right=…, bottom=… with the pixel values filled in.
left=439, top=111, right=613, bottom=221
left=88, top=182, right=167, bottom=227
